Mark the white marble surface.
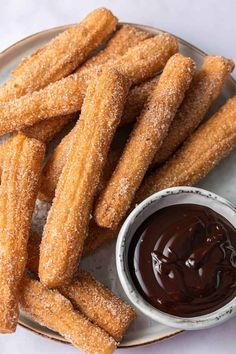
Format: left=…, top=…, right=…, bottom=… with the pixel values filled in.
left=0, top=0, right=236, bottom=353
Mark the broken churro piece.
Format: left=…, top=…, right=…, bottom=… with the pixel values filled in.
left=0, top=34, right=178, bottom=136
left=20, top=275, right=117, bottom=354
left=136, top=96, right=236, bottom=203
left=0, top=134, right=45, bottom=333
left=152, top=55, right=235, bottom=166
left=0, top=8, right=117, bottom=102
left=39, top=68, right=129, bottom=288
left=95, top=53, right=195, bottom=229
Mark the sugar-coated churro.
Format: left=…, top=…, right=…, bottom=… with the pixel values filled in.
left=95, top=53, right=195, bottom=229
left=39, top=68, right=129, bottom=288
left=0, top=134, right=45, bottom=333
left=152, top=56, right=235, bottom=166
left=39, top=76, right=160, bottom=201
left=0, top=8, right=117, bottom=102
left=20, top=275, right=117, bottom=354
left=0, top=34, right=178, bottom=136
left=135, top=96, right=236, bottom=203
left=26, top=233, right=136, bottom=342
left=20, top=25, right=150, bottom=144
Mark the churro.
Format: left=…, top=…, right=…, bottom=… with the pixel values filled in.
left=95, top=53, right=195, bottom=229
left=0, top=134, right=45, bottom=333
left=0, top=34, right=178, bottom=136
left=0, top=8, right=117, bottom=102
left=135, top=96, right=236, bottom=203
left=26, top=233, right=136, bottom=342
left=152, top=56, right=235, bottom=166
left=20, top=275, right=117, bottom=354
left=39, top=68, right=129, bottom=288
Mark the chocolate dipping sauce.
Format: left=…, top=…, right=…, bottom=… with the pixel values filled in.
left=128, top=204, right=236, bottom=317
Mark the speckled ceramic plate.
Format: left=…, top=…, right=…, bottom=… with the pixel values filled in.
left=0, top=22, right=236, bottom=349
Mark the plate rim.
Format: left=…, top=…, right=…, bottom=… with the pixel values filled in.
left=1, top=21, right=235, bottom=349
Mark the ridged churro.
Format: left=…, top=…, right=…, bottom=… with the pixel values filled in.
left=20, top=275, right=117, bottom=354
left=135, top=96, right=236, bottom=203
left=0, top=134, right=45, bottom=333
left=20, top=25, right=150, bottom=143
left=26, top=233, right=136, bottom=342
left=39, top=68, right=129, bottom=288
left=0, top=34, right=178, bottom=136
left=152, top=55, right=235, bottom=166
left=0, top=8, right=117, bottom=102
left=38, top=77, right=160, bottom=201
left=95, top=53, right=195, bottom=229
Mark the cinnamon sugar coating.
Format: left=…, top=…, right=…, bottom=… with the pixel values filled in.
left=95, top=53, right=195, bottom=229
left=0, top=134, right=45, bottom=333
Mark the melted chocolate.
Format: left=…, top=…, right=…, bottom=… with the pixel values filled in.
left=128, top=204, right=236, bottom=317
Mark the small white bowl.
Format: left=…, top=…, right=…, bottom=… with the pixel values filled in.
left=116, top=186, right=236, bottom=330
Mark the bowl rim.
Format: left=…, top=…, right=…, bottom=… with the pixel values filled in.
left=116, top=186, right=236, bottom=330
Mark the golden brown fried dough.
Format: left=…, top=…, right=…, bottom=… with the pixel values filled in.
left=0, top=134, right=45, bottom=333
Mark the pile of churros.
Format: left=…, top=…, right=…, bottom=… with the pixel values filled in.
left=0, top=6, right=236, bottom=353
